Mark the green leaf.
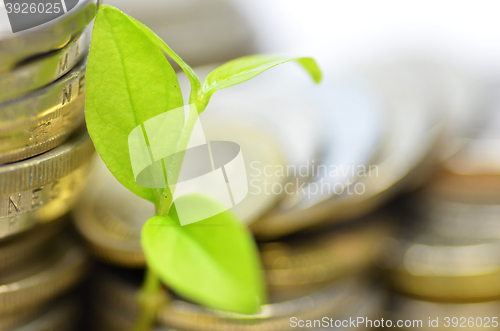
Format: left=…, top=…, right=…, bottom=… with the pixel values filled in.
left=128, top=16, right=201, bottom=105
left=199, top=55, right=322, bottom=110
left=85, top=5, right=184, bottom=203
left=141, top=194, right=266, bottom=314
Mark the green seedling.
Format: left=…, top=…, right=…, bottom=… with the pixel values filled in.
left=85, top=5, right=321, bottom=331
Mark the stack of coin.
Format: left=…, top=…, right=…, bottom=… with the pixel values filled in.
left=379, top=70, right=500, bottom=328
left=90, top=218, right=389, bottom=331
left=248, top=60, right=448, bottom=239
left=73, top=64, right=325, bottom=267
left=0, top=1, right=97, bottom=329
left=77, top=157, right=391, bottom=329
left=75, top=60, right=458, bottom=329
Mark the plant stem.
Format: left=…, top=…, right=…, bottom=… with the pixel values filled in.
left=131, top=269, right=166, bottom=331
left=130, top=35, right=205, bottom=328
left=132, top=106, right=200, bottom=331
left=157, top=106, right=200, bottom=214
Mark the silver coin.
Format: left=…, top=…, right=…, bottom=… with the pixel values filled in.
left=183, top=64, right=323, bottom=179
left=0, top=26, right=90, bottom=103
left=415, top=197, right=500, bottom=240
left=202, top=122, right=289, bottom=225
left=0, top=0, right=97, bottom=71
left=0, top=128, right=93, bottom=239
left=76, top=65, right=323, bottom=262
left=252, top=62, right=444, bottom=238
left=412, top=94, right=500, bottom=239
left=187, top=65, right=325, bottom=221
left=262, top=74, right=384, bottom=213
left=383, top=59, right=493, bottom=160
left=0, top=60, right=87, bottom=133
left=0, top=60, right=87, bottom=164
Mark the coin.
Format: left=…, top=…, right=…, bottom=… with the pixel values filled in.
left=261, top=216, right=392, bottom=297
left=182, top=64, right=323, bottom=203
left=93, top=307, right=174, bottom=331
left=389, top=293, right=500, bottom=331
left=0, top=0, right=97, bottom=71
left=251, top=63, right=445, bottom=239
left=0, top=236, right=89, bottom=315
left=0, top=305, right=43, bottom=331
left=182, top=64, right=323, bottom=172
left=275, top=77, right=385, bottom=209
left=73, top=155, right=154, bottom=267
left=73, top=120, right=289, bottom=267
left=160, top=279, right=384, bottom=331
left=0, top=128, right=94, bottom=239
left=423, top=127, right=500, bottom=204
left=383, top=59, right=492, bottom=161
left=379, top=232, right=500, bottom=301
left=410, top=102, right=500, bottom=239
left=0, top=27, right=91, bottom=103
left=93, top=270, right=385, bottom=331
left=202, top=122, right=288, bottom=225
left=0, top=60, right=87, bottom=164
left=6, top=296, right=81, bottom=331
left=412, top=193, right=500, bottom=241
left=0, top=218, right=64, bottom=272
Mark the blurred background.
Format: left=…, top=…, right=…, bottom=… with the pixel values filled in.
left=2, top=0, right=500, bottom=330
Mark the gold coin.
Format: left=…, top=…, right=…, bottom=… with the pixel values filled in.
left=379, top=233, right=500, bottom=301
left=92, top=270, right=144, bottom=324
left=0, top=305, right=43, bottom=331
left=92, top=307, right=141, bottom=331
left=159, top=278, right=384, bottom=331
left=424, top=103, right=500, bottom=203
left=0, top=236, right=89, bottom=314
left=423, top=139, right=500, bottom=204
left=93, top=305, right=174, bottom=331
left=261, top=217, right=392, bottom=297
left=4, top=296, right=81, bottom=331
left=93, top=270, right=384, bottom=331
left=0, top=61, right=87, bottom=164
left=0, top=27, right=91, bottom=103
left=73, top=156, right=153, bottom=267
left=0, top=128, right=94, bottom=239
left=0, top=218, right=65, bottom=272
left=390, top=294, right=500, bottom=331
